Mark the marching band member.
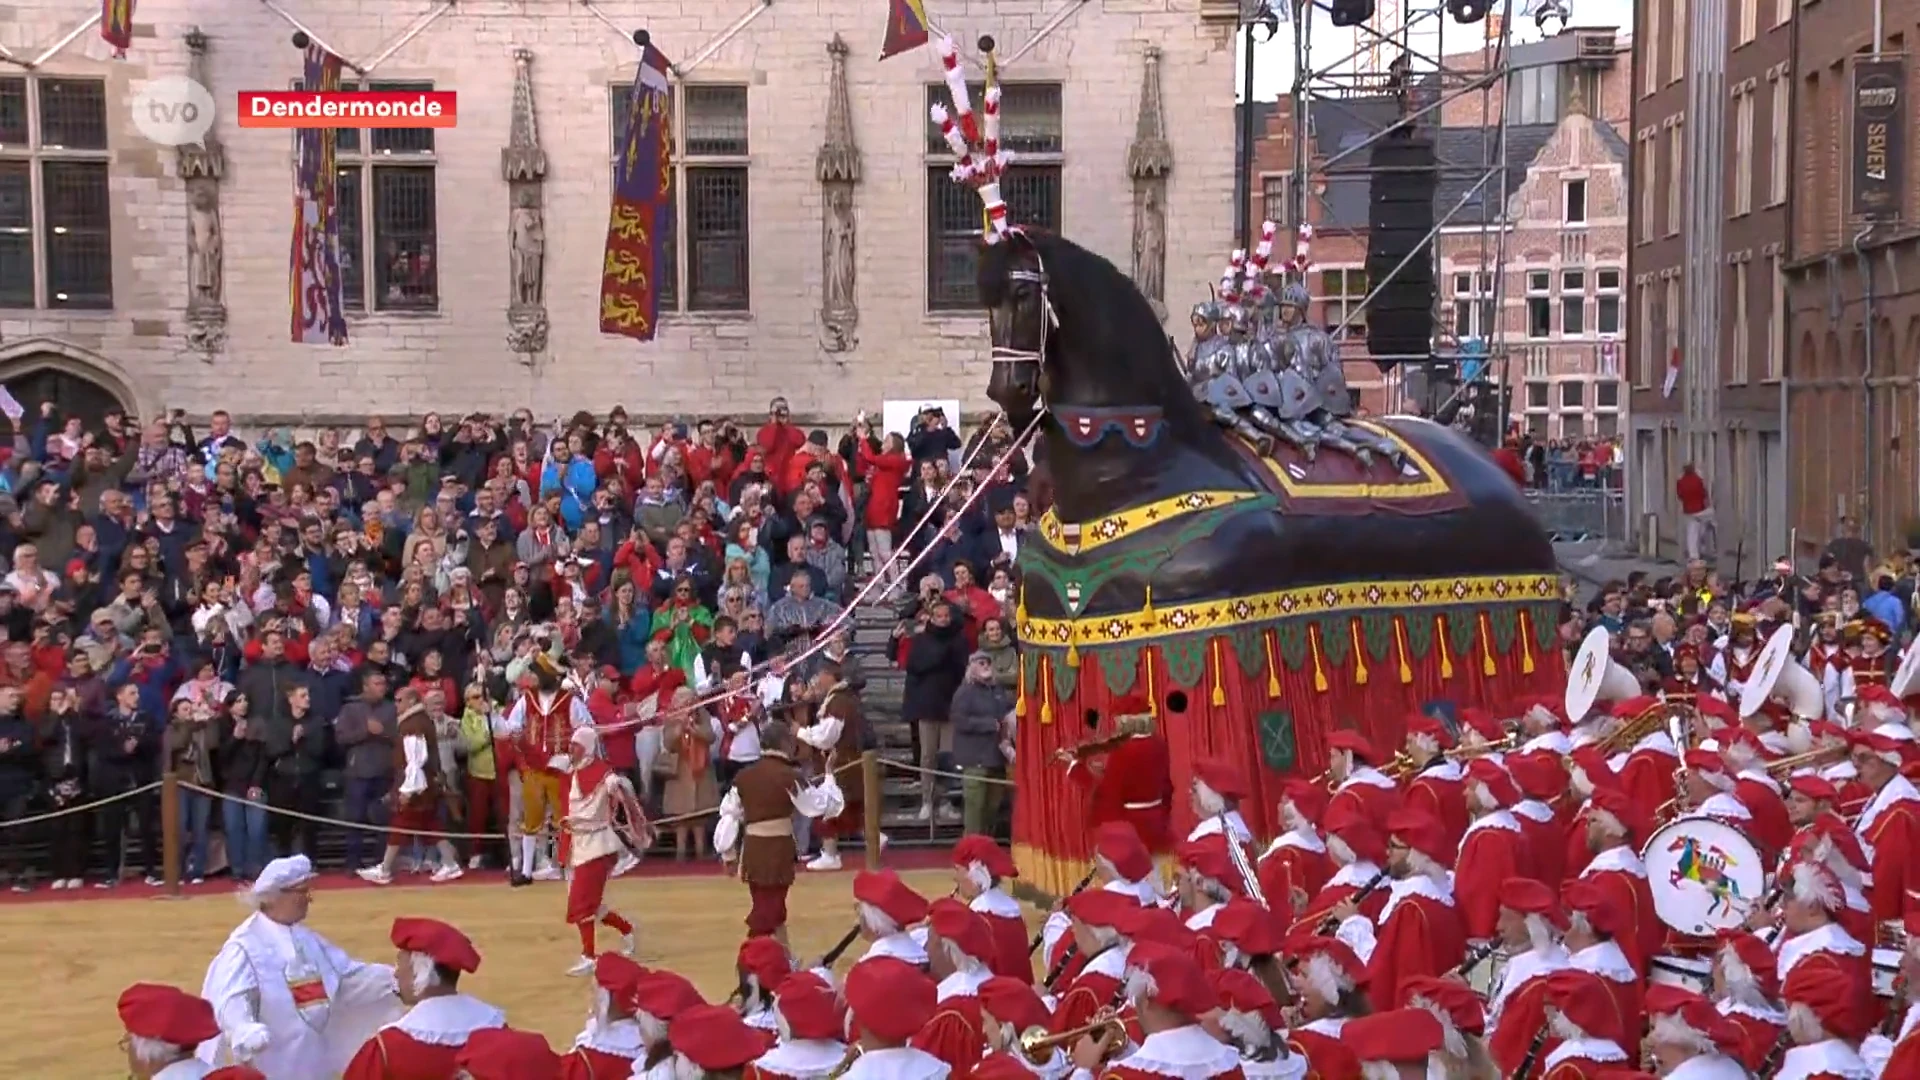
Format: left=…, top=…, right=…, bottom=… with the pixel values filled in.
left=1537, top=969, right=1632, bottom=1079
left=1711, top=931, right=1786, bottom=1074
left=1568, top=697, right=1625, bottom=751
left=738, top=937, right=794, bottom=1034
left=1782, top=821, right=1876, bottom=946
left=1807, top=723, right=1872, bottom=814
left=1861, top=911, right=1920, bottom=1074
left=1400, top=713, right=1468, bottom=850
left=199, top=856, right=402, bottom=1078
left=1507, top=751, right=1569, bottom=891
left=1682, top=748, right=1756, bottom=825
left=977, top=976, right=1067, bottom=1080
left=507, top=652, right=593, bottom=887
left=456, top=1029, right=560, bottom=1080
left=342, top=918, right=505, bottom=1079
left=1786, top=774, right=1839, bottom=830
left=1454, top=759, right=1531, bottom=943
left=1279, top=934, right=1368, bottom=1080
left=1560, top=879, right=1642, bottom=1055
left=1454, top=707, right=1511, bottom=768
left=1206, top=899, right=1289, bottom=1009
left=1807, top=613, right=1849, bottom=700
left=913, top=900, right=995, bottom=1075
left=1064, top=945, right=1240, bottom=1080
left=1051, top=889, right=1139, bottom=1032
left=1517, top=698, right=1572, bottom=756
left=851, top=870, right=932, bottom=971
left=1642, top=986, right=1750, bottom=1079
left=1324, top=731, right=1402, bottom=829
left=1399, top=975, right=1496, bottom=1080
left=626, top=971, right=709, bottom=1074
left=1481, top=879, right=1570, bottom=1077
left=1188, top=759, right=1254, bottom=845
left=560, top=955, right=647, bottom=1079
left=1041, top=823, right=1157, bottom=986
left=1777, top=960, right=1875, bottom=1079
left=1208, top=969, right=1305, bottom=1080
left=1847, top=730, right=1920, bottom=923
left=1575, top=786, right=1658, bottom=978
left=1664, top=643, right=1714, bottom=708
left=1771, top=861, right=1872, bottom=1014
left=1835, top=618, right=1897, bottom=702
left=1349, top=808, right=1464, bottom=1009
left=839, top=957, right=949, bottom=1080
left=119, top=983, right=221, bottom=1080
left=951, top=837, right=1034, bottom=983
left=715, top=721, right=840, bottom=943
left=1340, top=1007, right=1448, bottom=1080
left=665, top=1005, right=765, bottom=1080
left=1175, top=833, right=1242, bottom=967
left=1059, top=694, right=1175, bottom=855
left=1708, top=614, right=1765, bottom=702
left=745, top=973, right=848, bottom=1080
left=1724, top=733, right=1794, bottom=859
left=1257, top=780, right=1332, bottom=915
left=1607, top=696, right=1682, bottom=827
left=1561, top=747, right=1618, bottom=883
left=1292, top=803, right=1388, bottom=943
left=563, top=725, right=647, bottom=976
left=1855, top=684, right=1910, bottom=733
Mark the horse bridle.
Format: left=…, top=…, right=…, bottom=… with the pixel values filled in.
left=989, top=243, right=1059, bottom=379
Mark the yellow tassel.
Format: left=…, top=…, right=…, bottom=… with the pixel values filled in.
left=1393, top=617, right=1413, bottom=684
left=1349, top=620, right=1369, bottom=686
left=1065, top=624, right=1080, bottom=669
left=1016, top=583, right=1028, bottom=627
left=1309, top=624, right=1329, bottom=693
left=1435, top=615, right=1454, bottom=679
left=1140, top=584, right=1155, bottom=627
left=1016, top=662, right=1029, bottom=719
left=1039, top=657, right=1054, bottom=725
left=1519, top=609, right=1536, bottom=675
left=1263, top=630, right=1281, bottom=697
left=1145, top=649, right=1158, bottom=715
left=1210, top=639, right=1227, bottom=707
left=1478, top=613, right=1497, bottom=677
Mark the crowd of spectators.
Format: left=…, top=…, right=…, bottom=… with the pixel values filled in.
left=0, top=395, right=1036, bottom=892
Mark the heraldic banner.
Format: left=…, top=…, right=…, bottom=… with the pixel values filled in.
left=289, top=43, right=349, bottom=346
left=101, top=0, right=135, bottom=58
left=600, top=42, right=674, bottom=341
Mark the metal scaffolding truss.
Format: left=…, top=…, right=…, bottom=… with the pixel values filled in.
left=1284, top=0, right=1525, bottom=415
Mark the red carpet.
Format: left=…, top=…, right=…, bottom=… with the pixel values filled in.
left=0, top=847, right=958, bottom=906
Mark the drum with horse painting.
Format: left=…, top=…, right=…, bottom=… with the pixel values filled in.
left=1649, top=954, right=1714, bottom=994
left=1642, top=816, right=1765, bottom=936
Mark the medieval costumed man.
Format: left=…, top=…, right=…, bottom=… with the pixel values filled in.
left=1203, top=900, right=1289, bottom=1009
left=1041, top=823, right=1160, bottom=985
left=950, top=836, right=1032, bottom=983
left=1175, top=833, right=1243, bottom=968
left=1777, top=821, right=1875, bottom=953
left=1050, top=889, right=1139, bottom=1033
left=1605, top=696, right=1682, bottom=827
left=342, top=918, right=505, bottom=1079
left=1642, top=986, right=1751, bottom=1080
left=975, top=976, right=1068, bottom=1080
left=1575, top=786, right=1658, bottom=978
left=1559, top=747, right=1618, bottom=884
left=1066, top=944, right=1244, bottom=1080
left=1399, top=712, right=1468, bottom=850
left=456, top=1028, right=562, bottom=1080
left=1776, top=959, right=1876, bottom=1080
left=1712, top=931, right=1786, bottom=1074
left=737, top=937, right=794, bottom=1036
left=358, top=693, right=466, bottom=886
left=1278, top=933, right=1367, bottom=1080
left=120, top=983, right=222, bottom=1080
left=1345, top=808, right=1465, bottom=1009
left=851, top=869, right=932, bottom=971
left=1256, top=779, right=1332, bottom=915
left=1537, top=969, right=1632, bottom=1079
left=1506, top=751, right=1570, bottom=891
left=911, top=900, right=996, bottom=1076
left=1560, top=879, right=1642, bottom=1054
left=1768, top=861, right=1871, bottom=1000
left=562, top=725, right=648, bottom=976
left=746, top=972, right=848, bottom=1080
left=1861, top=910, right=1920, bottom=1074
left=664, top=1004, right=766, bottom=1080
left=1480, top=878, right=1570, bottom=1077
left=559, top=954, right=647, bottom=1079
left=838, top=957, right=950, bottom=1080
left=1398, top=975, right=1496, bottom=1080
left=1340, top=1008, right=1448, bottom=1080
left=507, top=652, right=593, bottom=887
left=1722, top=734, right=1795, bottom=861
left=1836, top=618, right=1897, bottom=702
left=715, top=720, right=842, bottom=942
left=1188, top=758, right=1254, bottom=845
left=1847, top=729, right=1920, bottom=924
left=795, top=663, right=870, bottom=872
left=199, top=856, right=402, bottom=1078
left=1709, top=613, right=1765, bottom=700
left=1324, top=731, right=1401, bottom=829
left=630, top=970, right=710, bottom=1076
left=1453, top=759, right=1532, bottom=943
left=1292, top=803, right=1389, bottom=951
left=1057, top=694, right=1175, bottom=854
left=1208, top=968, right=1305, bottom=1080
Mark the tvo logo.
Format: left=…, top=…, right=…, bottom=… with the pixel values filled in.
left=131, top=76, right=217, bottom=146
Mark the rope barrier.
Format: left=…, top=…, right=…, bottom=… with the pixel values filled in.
left=880, top=757, right=1018, bottom=787
left=170, top=781, right=721, bottom=841
left=0, top=781, right=166, bottom=829
left=594, top=408, right=1048, bottom=737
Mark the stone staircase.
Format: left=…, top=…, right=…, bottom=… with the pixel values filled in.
left=846, top=585, right=973, bottom=849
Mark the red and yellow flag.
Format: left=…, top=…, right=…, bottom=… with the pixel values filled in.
left=101, top=0, right=135, bottom=58
left=879, top=0, right=931, bottom=61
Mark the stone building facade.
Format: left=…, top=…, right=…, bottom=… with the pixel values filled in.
left=0, top=0, right=1239, bottom=427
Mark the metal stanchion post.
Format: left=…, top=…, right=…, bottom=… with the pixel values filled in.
left=160, top=771, right=182, bottom=898
left=861, top=751, right=882, bottom=870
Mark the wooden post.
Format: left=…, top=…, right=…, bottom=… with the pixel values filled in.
left=861, top=750, right=882, bottom=869
left=159, top=770, right=182, bottom=897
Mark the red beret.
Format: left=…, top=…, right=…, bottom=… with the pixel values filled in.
left=1118, top=904, right=1197, bottom=951
left=853, top=869, right=931, bottom=928
left=1588, top=786, right=1649, bottom=845
left=845, top=956, right=938, bottom=1042
left=737, top=936, right=793, bottom=989
left=1683, top=747, right=1728, bottom=774
left=1065, top=887, right=1141, bottom=930
left=774, top=971, right=846, bottom=1041
left=1561, top=878, right=1627, bottom=937
left=1110, top=693, right=1154, bottom=720
left=926, top=897, right=996, bottom=962
left=631, top=971, right=706, bottom=1022
left=1609, top=695, right=1661, bottom=720
left=1397, top=975, right=1485, bottom=1036
left=389, top=917, right=482, bottom=974
left=1788, top=774, right=1839, bottom=801
left=117, top=984, right=220, bottom=1047
left=1404, top=712, right=1452, bottom=746
left=951, top=835, right=1017, bottom=879
left=1344, top=1007, right=1446, bottom=1064
left=1385, top=807, right=1453, bottom=866
left=1092, top=822, right=1155, bottom=882
left=1326, top=729, right=1380, bottom=765
left=1279, top=778, right=1329, bottom=825
left=1192, top=758, right=1248, bottom=800
left=1716, top=930, right=1779, bottom=996
left=1457, top=707, right=1504, bottom=741
left=1782, top=955, right=1873, bottom=1041
left=1210, top=897, right=1283, bottom=956
left=979, top=975, right=1053, bottom=1032
left=594, top=954, right=647, bottom=1010
left=1505, top=751, right=1567, bottom=801
left=1499, top=877, right=1566, bottom=929
left=1545, top=969, right=1623, bottom=1043
left=1124, top=942, right=1215, bottom=1018
left=1464, top=757, right=1519, bottom=806
left=457, top=1029, right=561, bottom=1080
left=670, top=1004, right=766, bottom=1071
left=1210, top=967, right=1283, bottom=1028
left=1175, top=832, right=1240, bottom=888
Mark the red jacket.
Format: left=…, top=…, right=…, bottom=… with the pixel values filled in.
left=755, top=421, right=807, bottom=480
left=857, top=444, right=912, bottom=529
left=1493, top=445, right=1526, bottom=487
left=1676, top=469, right=1709, bottom=514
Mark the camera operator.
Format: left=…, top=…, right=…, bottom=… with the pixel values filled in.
left=908, top=404, right=959, bottom=466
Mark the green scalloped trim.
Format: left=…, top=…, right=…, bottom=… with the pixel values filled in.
left=1162, top=637, right=1208, bottom=688
left=1016, top=497, right=1278, bottom=615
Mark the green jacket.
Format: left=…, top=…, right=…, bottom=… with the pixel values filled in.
left=459, top=706, right=497, bottom=781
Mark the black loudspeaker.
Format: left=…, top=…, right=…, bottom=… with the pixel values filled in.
left=1365, top=134, right=1438, bottom=368
left=1330, top=0, right=1376, bottom=25
left=1447, top=0, right=1489, bottom=23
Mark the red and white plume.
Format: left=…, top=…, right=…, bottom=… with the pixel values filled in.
left=1219, top=250, right=1247, bottom=304
left=930, top=34, right=1014, bottom=243
left=1241, top=221, right=1277, bottom=301
left=1282, top=224, right=1315, bottom=276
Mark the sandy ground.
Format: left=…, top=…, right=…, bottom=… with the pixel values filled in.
left=4, top=866, right=961, bottom=1076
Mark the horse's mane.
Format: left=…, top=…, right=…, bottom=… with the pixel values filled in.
left=978, top=231, right=1208, bottom=429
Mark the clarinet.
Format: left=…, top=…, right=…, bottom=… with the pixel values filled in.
left=1044, top=940, right=1082, bottom=990
left=1456, top=940, right=1500, bottom=977
left=1513, top=1025, right=1552, bottom=1080
left=818, top=925, right=863, bottom=969
left=1756, top=1027, right=1793, bottom=1076
left=1029, top=866, right=1101, bottom=955
left=1315, top=870, right=1388, bottom=935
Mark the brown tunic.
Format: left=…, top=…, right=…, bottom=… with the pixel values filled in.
left=389, top=707, right=448, bottom=829
left=735, top=752, right=804, bottom=886
left=819, top=685, right=865, bottom=810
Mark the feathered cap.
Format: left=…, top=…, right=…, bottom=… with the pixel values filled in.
left=931, top=35, right=1013, bottom=244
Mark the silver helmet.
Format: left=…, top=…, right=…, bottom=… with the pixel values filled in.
left=1189, top=300, right=1223, bottom=325
left=1278, top=282, right=1312, bottom=311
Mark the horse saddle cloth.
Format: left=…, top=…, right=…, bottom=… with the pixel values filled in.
left=1204, top=374, right=1253, bottom=411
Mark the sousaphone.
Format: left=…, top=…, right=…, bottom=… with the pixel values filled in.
left=1893, top=641, right=1920, bottom=701
left=1739, top=624, right=1825, bottom=720
left=1566, top=626, right=1641, bottom=723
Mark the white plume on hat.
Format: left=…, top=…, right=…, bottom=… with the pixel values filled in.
left=1301, top=951, right=1349, bottom=1007
left=1789, top=860, right=1841, bottom=911
left=1403, top=993, right=1467, bottom=1060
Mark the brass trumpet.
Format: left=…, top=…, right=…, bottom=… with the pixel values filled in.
left=1018, top=1008, right=1127, bottom=1063
left=1765, top=744, right=1851, bottom=779
left=1386, top=731, right=1524, bottom=780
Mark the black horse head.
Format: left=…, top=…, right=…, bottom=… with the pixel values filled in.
left=978, top=230, right=1205, bottom=433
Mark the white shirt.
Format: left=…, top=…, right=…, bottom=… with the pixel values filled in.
left=1664, top=1053, right=1750, bottom=1078
left=1776, top=921, right=1866, bottom=981
left=858, top=932, right=928, bottom=968
left=573, top=1015, right=646, bottom=1061
left=754, top=1038, right=851, bottom=1080
left=152, top=1061, right=213, bottom=1080
left=1103, top=1024, right=1242, bottom=1080
left=1776, top=1039, right=1874, bottom=1080
left=840, top=1045, right=951, bottom=1080
left=384, top=992, right=506, bottom=1046
left=1188, top=810, right=1253, bottom=846
left=935, top=967, right=991, bottom=1001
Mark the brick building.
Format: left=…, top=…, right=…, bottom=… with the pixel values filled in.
left=1238, top=29, right=1632, bottom=427
left=1783, top=0, right=1920, bottom=560
left=0, top=0, right=1238, bottom=427
left=1626, top=0, right=1795, bottom=568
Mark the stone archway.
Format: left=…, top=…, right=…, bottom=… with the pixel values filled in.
left=0, top=338, right=152, bottom=428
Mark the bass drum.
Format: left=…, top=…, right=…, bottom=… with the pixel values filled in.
left=1649, top=954, right=1714, bottom=994
left=1642, top=816, right=1767, bottom=936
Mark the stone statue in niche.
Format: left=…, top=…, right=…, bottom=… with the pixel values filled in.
left=187, top=183, right=223, bottom=310
left=1132, top=182, right=1166, bottom=315
left=510, top=186, right=545, bottom=308
left=821, top=185, right=858, bottom=351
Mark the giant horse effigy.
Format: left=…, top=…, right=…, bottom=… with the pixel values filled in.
left=929, top=36, right=1565, bottom=893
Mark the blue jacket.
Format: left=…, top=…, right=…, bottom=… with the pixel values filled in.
left=614, top=610, right=655, bottom=676
left=541, top=457, right=599, bottom=532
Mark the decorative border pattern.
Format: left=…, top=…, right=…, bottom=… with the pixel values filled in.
left=1035, top=490, right=1263, bottom=556
left=1238, top=421, right=1453, bottom=500
left=1016, top=572, right=1562, bottom=649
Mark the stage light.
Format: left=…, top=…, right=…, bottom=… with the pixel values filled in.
left=1446, top=0, right=1488, bottom=23
left=1330, top=0, right=1375, bottom=28
left=1533, top=0, right=1570, bottom=34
